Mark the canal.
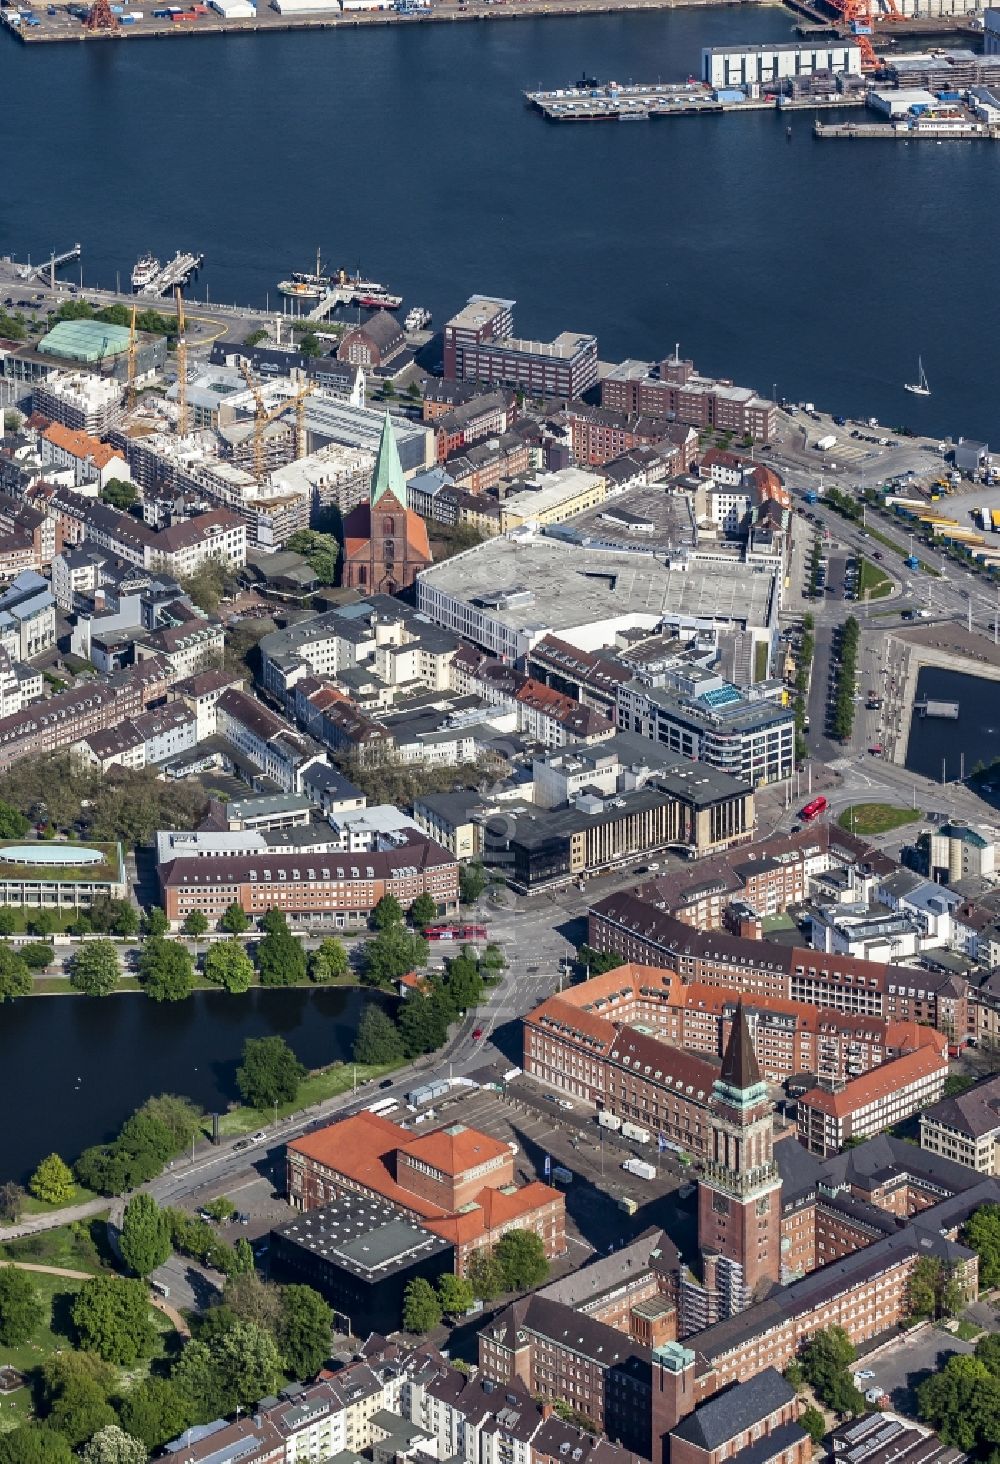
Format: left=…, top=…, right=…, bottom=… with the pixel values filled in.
left=0, top=985, right=386, bottom=1184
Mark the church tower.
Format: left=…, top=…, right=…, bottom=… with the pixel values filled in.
left=697, top=1004, right=782, bottom=1317
left=341, top=411, right=432, bottom=595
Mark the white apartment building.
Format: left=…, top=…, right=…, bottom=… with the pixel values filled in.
left=33, top=372, right=124, bottom=435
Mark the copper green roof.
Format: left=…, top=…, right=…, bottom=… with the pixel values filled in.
left=371, top=410, right=406, bottom=507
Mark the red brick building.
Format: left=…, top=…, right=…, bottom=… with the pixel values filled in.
left=341, top=412, right=431, bottom=596
left=286, top=1111, right=565, bottom=1274
left=796, top=1033, right=949, bottom=1156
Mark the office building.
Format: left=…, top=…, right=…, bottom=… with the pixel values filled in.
left=444, top=296, right=598, bottom=399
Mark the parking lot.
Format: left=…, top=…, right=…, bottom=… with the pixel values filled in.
left=853, top=1324, right=978, bottom=1413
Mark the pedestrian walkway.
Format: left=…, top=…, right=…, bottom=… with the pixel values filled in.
left=0, top=1258, right=190, bottom=1338
left=0, top=1196, right=107, bottom=1244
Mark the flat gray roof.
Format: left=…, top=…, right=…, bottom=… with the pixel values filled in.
left=419, top=536, right=776, bottom=637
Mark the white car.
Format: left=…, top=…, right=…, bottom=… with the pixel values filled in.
left=856, top=1369, right=875, bottom=1381
left=558, top=1099, right=574, bottom=1111
left=249, top=1130, right=268, bottom=1144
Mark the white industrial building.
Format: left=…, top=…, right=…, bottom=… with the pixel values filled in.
left=868, top=88, right=939, bottom=117
left=701, top=42, right=862, bottom=89
left=210, top=0, right=255, bottom=14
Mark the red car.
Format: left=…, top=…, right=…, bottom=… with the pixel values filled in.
left=473, top=1028, right=484, bottom=1041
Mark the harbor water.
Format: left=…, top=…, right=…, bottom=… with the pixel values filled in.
left=1, top=8, right=999, bottom=440
left=905, top=666, right=1000, bottom=785
left=0, top=986, right=389, bottom=1183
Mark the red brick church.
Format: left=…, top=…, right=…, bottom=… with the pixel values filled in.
left=341, top=411, right=432, bottom=595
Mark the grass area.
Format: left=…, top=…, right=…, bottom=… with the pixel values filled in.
left=837, top=803, right=921, bottom=836
left=762, top=913, right=796, bottom=933
left=953, top=1319, right=982, bottom=1341
left=0, top=1266, right=178, bottom=1435
left=214, top=1057, right=405, bottom=1137
left=754, top=642, right=769, bottom=682
left=858, top=557, right=893, bottom=600
left=0, top=909, right=86, bottom=935
left=0, top=1217, right=114, bottom=1272
left=21, top=1184, right=102, bottom=1217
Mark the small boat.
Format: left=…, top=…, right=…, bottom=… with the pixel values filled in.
left=405, top=306, right=431, bottom=330
left=355, top=290, right=403, bottom=311
left=131, top=252, right=160, bottom=292
left=786, top=125, right=793, bottom=139
left=904, top=356, right=931, bottom=397
left=277, top=278, right=324, bottom=301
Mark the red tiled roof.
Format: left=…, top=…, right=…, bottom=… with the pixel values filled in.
left=401, top=1124, right=510, bottom=1177
left=799, top=1045, right=947, bottom=1119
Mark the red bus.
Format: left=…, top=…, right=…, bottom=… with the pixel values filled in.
left=425, top=924, right=488, bottom=942
left=800, top=796, right=828, bottom=822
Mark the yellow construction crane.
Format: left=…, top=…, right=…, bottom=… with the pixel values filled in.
left=238, top=360, right=313, bottom=484
left=126, top=303, right=138, bottom=412
left=174, top=285, right=188, bottom=437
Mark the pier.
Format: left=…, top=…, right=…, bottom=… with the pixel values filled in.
left=137, top=250, right=204, bottom=298
left=916, top=699, right=960, bottom=719
left=16, top=243, right=82, bottom=285
left=815, top=117, right=997, bottom=140
left=525, top=81, right=866, bottom=122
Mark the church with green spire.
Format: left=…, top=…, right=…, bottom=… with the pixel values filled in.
left=341, top=410, right=432, bottom=595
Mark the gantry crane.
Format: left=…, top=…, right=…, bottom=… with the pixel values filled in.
left=238, top=360, right=314, bottom=484
left=174, top=285, right=188, bottom=438
left=833, top=0, right=905, bottom=72
left=85, top=0, right=118, bottom=27
left=126, top=303, right=138, bottom=413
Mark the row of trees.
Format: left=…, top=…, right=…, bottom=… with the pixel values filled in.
left=792, top=612, right=815, bottom=764
left=830, top=616, right=860, bottom=743
left=0, top=756, right=209, bottom=850
left=402, top=1231, right=550, bottom=1333
left=73, top=1093, right=201, bottom=1197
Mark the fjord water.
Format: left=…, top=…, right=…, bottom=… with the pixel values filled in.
left=1, top=7, right=998, bottom=440
left=0, top=987, right=381, bottom=1182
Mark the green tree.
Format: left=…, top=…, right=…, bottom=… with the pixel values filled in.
left=907, top=1255, right=942, bottom=1320
left=218, top=1270, right=281, bottom=1333
left=100, top=478, right=138, bottom=513
left=30, top=1152, right=74, bottom=1205
left=183, top=909, right=209, bottom=938
left=977, top=1332, right=1000, bottom=1376
left=221, top=902, right=249, bottom=934
left=180, top=560, right=232, bottom=615
left=236, top=1034, right=306, bottom=1110
left=204, top=939, right=255, bottom=994
left=142, top=906, right=169, bottom=937
left=459, top=861, right=487, bottom=905
left=495, top=1230, right=548, bottom=1292
left=278, top=1283, right=333, bottom=1377
left=799, top=1326, right=864, bottom=1416
left=244, top=328, right=268, bottom=347
left=917, top=1354, right=1000, bottom=1452
left=0, top=908, right=16, bottom=937
left=189, top=1320, right=283, bottom=1414
left=39, top=1352, right=117, bottom=1448
left=397, top=989, right=449, bottom=1058
left=309, top=936, right=349, bottom=984
left=800, top=1407, right=827, bottom=1447
left=70, top=939, right=121, bottom=996
left=81, top=1426, right=147, bottom=1464
left=371, top=893, right=404, bottom=930
left=298, top=332, right=322, bottom=358
left=0, top=1426, right=74, bottom=1464
left=964, top=1203, right=1000, bottom=1289
left=21, top=942, right=54, bottom=970
left=120, top=1193, right=171, bottom=1278
left=409, top=892, right=437, bottom=931
left=467, top=1247, right=506, bottom=1302
left=576, top=944, right=620, bottom=977
left=0, top=799, right=29, bottom=838
left=260, top=907, right=288, bottom=936
left=402, top=1277, right=442, bottom=1334
left=0, top=943, right=31, bottom=1001
left=285, top=529, right=339, bottom=585
left=138, top=938, right=195, bottom=1002
left=72, top=1275, right=156, bottom=1365
left=29, top=909, right=56, bottom=937
left=444, top=952, right=483, bottom=1011
left=437, top=1273, right=474, bottom=1318
left=353, top=1002, right=404, bottom=1065
left=363, top=924, right=429, bottom=988
left=784, top=1360, right=805, bottom=1392
left=0, top=1266, right=43, bottom=1344
left=117, top=1377, right=192, bottom=1453
left=256, top=925, right=307, bottom=986
left=0, top=1180, right=25, bottom=1223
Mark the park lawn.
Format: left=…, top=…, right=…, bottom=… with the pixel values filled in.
left=0, top=1216, right=113, bottom=1271
left=838, top=803, right=921, bottom=836
left=21, top=1184, right=102, bottom=1218
left=0, top=1268, right=179, bottom=1435
left=858, top=558, right=893, bottom=600
left=215, top=1058, right=405, bottom=1136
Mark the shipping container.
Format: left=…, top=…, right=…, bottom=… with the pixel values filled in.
left=991, top=508, right=1000, bottom=532
left=619, top=1197, right=638, bottom=1215
left=621, top=1122, right=651, bottom=1144
left=622, top=1158, right=656, bottom=1180
left=598, top=1111, right=622, bottom=1131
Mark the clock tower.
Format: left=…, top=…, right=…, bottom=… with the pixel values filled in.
left=697, top=1004, right=782, bottom=1317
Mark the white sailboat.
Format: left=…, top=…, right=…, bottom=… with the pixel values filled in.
left=904, top=356, right=931, bottom=397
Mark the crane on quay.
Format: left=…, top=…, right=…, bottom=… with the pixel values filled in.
left=85, top=0, right=118, bottom=28
left=833, top=0, right=905, bottom=71
left=237, top=361, right=314, bottom=485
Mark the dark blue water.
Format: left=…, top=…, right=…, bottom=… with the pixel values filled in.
left=2, top=7, right=998, bottom=440
left=0, top=986, right=387, bottom=1182
left=905, top=666, right=1000, bottom=782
